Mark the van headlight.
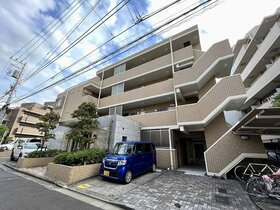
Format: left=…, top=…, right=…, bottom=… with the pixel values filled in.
left=102, top=158, right=106, bottom=165
left=118, top=160, right=127, bottom=166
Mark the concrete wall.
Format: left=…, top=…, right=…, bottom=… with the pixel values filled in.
left=109, top=115, right=140, bottom=151
left=47, top=126, right=70, bottom=151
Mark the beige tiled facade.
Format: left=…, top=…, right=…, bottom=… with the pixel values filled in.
left=4, top=103, right=52, bottom=139
left=53, top=8, right=280, bottom=176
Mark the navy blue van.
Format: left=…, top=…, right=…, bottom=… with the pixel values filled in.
left=100, top=141, right=156, bottom=184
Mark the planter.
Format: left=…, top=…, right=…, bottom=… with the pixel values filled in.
left=17, top=157, right=54, bottom=168
left=0, top=150, right=12, bottom=158
left=46, top=163, right=101, bottom=184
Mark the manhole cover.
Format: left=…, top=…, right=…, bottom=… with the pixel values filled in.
left=218, top=188, right=228, bottom=194
left=215, top=195, right=230, bottom=205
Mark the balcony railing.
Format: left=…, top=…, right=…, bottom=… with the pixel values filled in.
left=177, top=75, right=246, bottom=125
left=99, top=79, right=174, bottom=109
left=20, top=115, right=40, bottom=125
left=174, top=40, right=232, bottom=87
left=102, top=46, right=193, bottom=88
left=127, top=109, right=177, bottom=128
left=15, top=127, right=43, bottom=137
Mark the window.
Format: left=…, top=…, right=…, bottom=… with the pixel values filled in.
left=141, top=129, right=170, bottom=148
left=184, top=41, right=191, bottom=47
left=109, top=106, right=123, bottom=115
left=113, top=63, right=126, bottom=75
left=122, top=136, right=127, bottom=142
left=111, top=83, right=124, bottom=96
left=55, top=97, right=64, bottom=108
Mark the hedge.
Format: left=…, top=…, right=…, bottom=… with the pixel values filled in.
left=53, top=148, right=106, bottom=166
left=27, top=149, right=60, bottom=158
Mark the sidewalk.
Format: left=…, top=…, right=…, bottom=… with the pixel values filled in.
left=1, top=159, right=258, bottom=210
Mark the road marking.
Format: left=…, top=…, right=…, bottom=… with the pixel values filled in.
left=78, top=183, right=92, bottom=189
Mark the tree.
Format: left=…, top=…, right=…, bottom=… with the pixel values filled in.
left=66, top=102, right=98, bottom=150
left=272, top=93, right=280, bottom=107
left=0, top=124, right=9, bottom=144
left=36, top=111, right=60, bottom=150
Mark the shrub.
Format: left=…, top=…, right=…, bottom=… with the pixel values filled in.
left=53, top=148, right=106, bottom=166
left=27, top=149, right=60, bottom=158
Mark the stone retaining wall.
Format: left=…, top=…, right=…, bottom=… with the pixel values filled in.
left=17, top=157, right=54, bottom=168
left=0, top=151, right=11, bottom=158
left=46, top=163, right=101, bottom=184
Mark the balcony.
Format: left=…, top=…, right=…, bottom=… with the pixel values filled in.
left=23, top=107, right=49, bottom=116
left=242, top=56, right=280, bottom=109
left=174, top=40, right=233, bottom=94
left=177, top=75, right=246, bottom=128
left=102, top=46, right=193, bottom=88
left=127, top=109, right=177, bottom=128
left=20, top=115, right=40, bottom=125
left=15, top=126, right=43, bottom=137
left=242, top=21, right=280, bottom=87
left=99, top=79, right=174, bottom=109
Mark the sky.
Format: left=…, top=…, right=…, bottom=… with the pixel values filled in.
left=0, top=0, right=279, bottom=107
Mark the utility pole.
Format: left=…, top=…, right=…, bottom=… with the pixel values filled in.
left=0, top=59, right=26, bottom=124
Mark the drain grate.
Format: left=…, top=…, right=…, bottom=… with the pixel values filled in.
left=218, top=188, right=228, bottom=194
left=215, top=195, right=230, bottom=205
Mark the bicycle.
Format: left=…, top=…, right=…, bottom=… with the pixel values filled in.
left=246, top=169, right=280, bottom=207
left=234, top=163, right=277, bottom=182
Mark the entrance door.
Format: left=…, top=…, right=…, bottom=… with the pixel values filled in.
left=194, top=144, right=205, bottom=163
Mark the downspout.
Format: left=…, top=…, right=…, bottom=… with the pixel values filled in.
left=169, top=37, right=177, bottom=170
left=97, top=70, right=104, bottom=109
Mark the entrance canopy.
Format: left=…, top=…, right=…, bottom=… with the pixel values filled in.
left=232, top=107, right=280, bottom=135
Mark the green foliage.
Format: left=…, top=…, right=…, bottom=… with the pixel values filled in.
left=27, top=149, right=60, bottom=158
left=272, top=93, right=280, bottom=107
left=36, top=111, right=60, bottom=150
left=53, top=148, right=106, bottom=166
left=0, top=124, right=9, bottom=139
left=66, top=102, right=98, bottom=150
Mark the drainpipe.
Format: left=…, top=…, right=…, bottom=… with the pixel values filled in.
left=169, top=37, right=177, bottom=171
left=168, top=128, right=174, bottom=170
left=97, top=70, right=104, bottom=109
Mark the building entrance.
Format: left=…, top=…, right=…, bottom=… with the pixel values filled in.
left=174, top=130, right=206, bottom=174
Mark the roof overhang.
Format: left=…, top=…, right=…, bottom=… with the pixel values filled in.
left=232, top=107, right=280, bottom=135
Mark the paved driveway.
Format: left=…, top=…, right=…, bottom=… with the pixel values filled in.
left=72, top=171, right=256, bottom=210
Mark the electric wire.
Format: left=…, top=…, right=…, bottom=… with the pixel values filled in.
left=14, top=0, right=84, bottom=61
left=19, top=0, right=187, bottom=87
left=20, top=0, right=90, bottom=61
left=20, top=0, right=189, bottom=91
left=21, top=0, right=102, bottom=83
left=11, top=0, right=78, bottom=59
left=12, top=0, right=219, bottom=103
left=26, top=0, right=130, bottom=76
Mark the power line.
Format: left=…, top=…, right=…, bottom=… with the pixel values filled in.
left=13, top=0, right=83, bottom=60
left=24, top=0, right=130, bottom=78
left=12, top=0, right=219, bottom=104
left=21, top=0, right=102, bottom=83
left=20, top=0, right=187, bottom=91
left=20, top=0, right=89, bottom=61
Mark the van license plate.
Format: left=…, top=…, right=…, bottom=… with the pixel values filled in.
left=104, top=170, right=109, bottom=176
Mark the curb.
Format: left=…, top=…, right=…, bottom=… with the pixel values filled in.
left=0, top=163, right=134, bottom=210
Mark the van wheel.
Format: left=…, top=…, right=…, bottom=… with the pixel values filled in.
left=10, top=151, right=15, bottom=161
left=124, top=170, right=132, bottom=184
left=151, top=163, right=156, bottom=172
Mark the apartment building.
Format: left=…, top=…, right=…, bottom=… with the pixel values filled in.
left=54, top=8, right=280, bottom=177
left=3, top=103, right=53, bottom=140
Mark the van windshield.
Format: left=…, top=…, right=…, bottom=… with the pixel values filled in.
left=112, top=143, right=133, bottom=155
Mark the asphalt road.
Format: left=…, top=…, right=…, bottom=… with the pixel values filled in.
left=0, top=167, right=103, bottom=210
